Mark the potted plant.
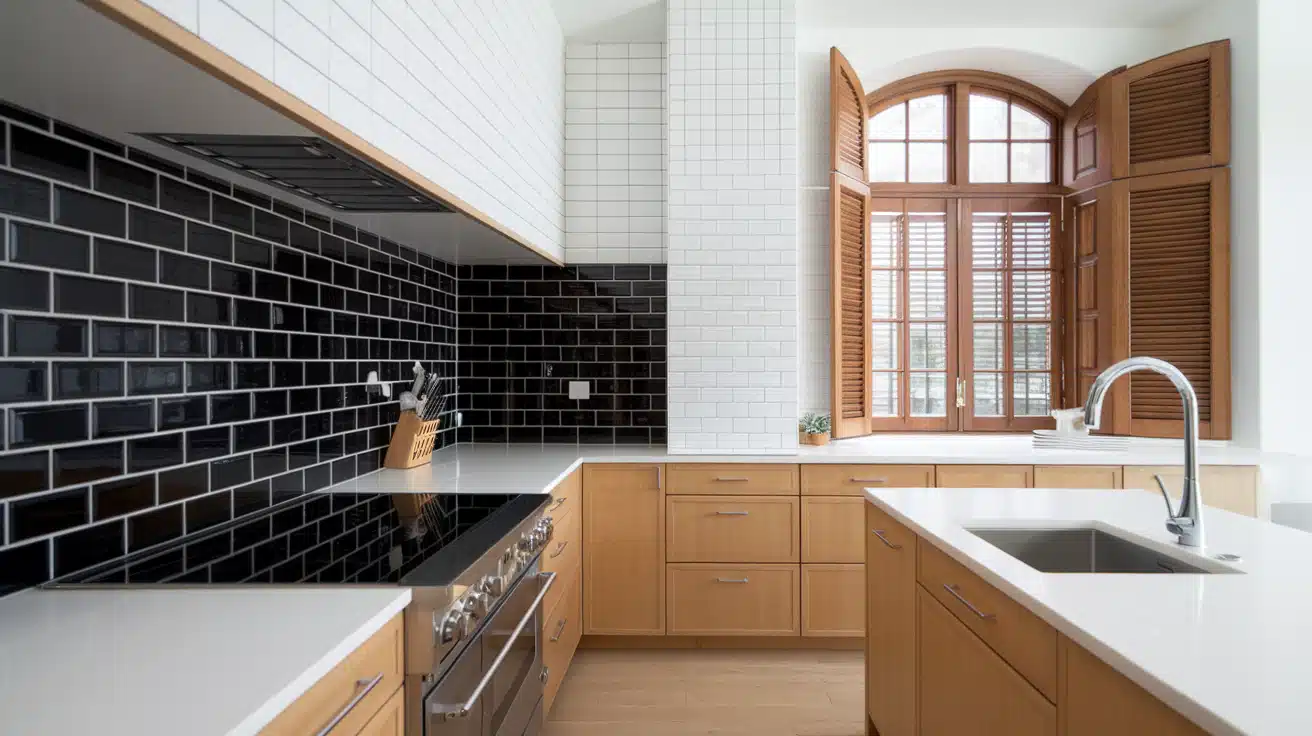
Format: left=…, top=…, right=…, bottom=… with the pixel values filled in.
left=798, top=412, right=832, bottom=446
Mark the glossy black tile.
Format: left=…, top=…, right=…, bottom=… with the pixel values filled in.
left=0, top=265, right=49, bottom=310
left=188, top=221, right=232, bottom=260
left=212, top=195, right=252, bottom=233
left=254, top=390, right=289, bottom=418
left=211, top=263, right=252, bottom=296
left=210, top=392, right=251, bottom=423
left=128, top=206, right=184, bottom=250
left=186, top=362, right=230, bottom=392
left=54, top=520, right=125, bottom=577
left=252, top=448, right=286, bottom=479
left=127, top=433, right=182, bottom=473
left=0, top=449, right=50, bottom=499
left=0, top=169, right=50, bottom=219
left=255, top=272, right=287, bottom=302
left=10, top=222, right=90, bottom=271
left=0, top=362, right=46, bottom=403
left=158, top=395, right=206, bottom=431
left=129, top=362, right=183, bottom=395
left=128, top=504, right=183, bottom=552
left=211, top=454, right=251, bottom=491
left=54, top=274, right=124, bottom=317
left=254, top=332, right=287, bottom=359
left=53, top=186, right=124, bottom=237
left=159, top=251, right=209, bottom=289
left=186, top=491, right=231, bottom=532
left=127, top=148, right=183, bottom=179
left=210, top=329, right=250, bottom=358
left=8, top=403, right=87, bottom=447
left=128, top=285, right=184, bottom=321
left=95, top=238, right=157, bottom=281
left=159, top=326, right=207, bottom=357
left=10, top=488, right=88, bottom=541
left=187, top=427, right=229, bottom=462
left=234, top=420, right=270, bottom=452
left=187, top=292, right=230, bottom=325
left=234, top=235, right=271, bottom=268
left=91, top=322, right=153, bottom=359
left=234, top=299, right=269, bottom=329
left=235, top=362, right=271, bottom=390
left=53, top=361, right=122, bottom=399
left=253, top=210, right=287, bottom=244
left=273, top=247, right=303, bottom=277
left=158, top=176, right=209, bottom=220
left=11, top=127, right=89, bottom=185
left=93, top=156, right=156, bottom=205
left=53, top=441, right=123, bottom=486
left=93, top=475, right=155, bottom=520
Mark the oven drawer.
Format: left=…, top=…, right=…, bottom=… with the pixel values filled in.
left=666, top=495, right=800, bottom=563
left=543, top=565, right=583, bottom=715
left=666, top=464, right=800, bottom=495
left=260, top=614, right=403, bottom=735
left=542, top=505, right=581, bottom=615
left=666, top=563, right=800, bottom=636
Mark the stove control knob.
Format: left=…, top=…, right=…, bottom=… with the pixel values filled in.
left=478, top=574, right=505, bottom=597
left=540, top=517, right=555, bottom=539
left=463, top=591, right=490, bottom=619
left=438, top=610, right=472, bottom=644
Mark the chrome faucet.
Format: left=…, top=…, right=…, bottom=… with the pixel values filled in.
left=1083, top=357, right=1204, bottom=547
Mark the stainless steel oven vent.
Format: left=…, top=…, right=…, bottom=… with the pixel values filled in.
left=137, top=133, right=451, bottom=213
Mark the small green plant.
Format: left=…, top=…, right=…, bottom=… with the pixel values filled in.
left=799, top=412, right=831, bottom=435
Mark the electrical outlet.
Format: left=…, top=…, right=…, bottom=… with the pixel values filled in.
left=568, top=381, right=590, bottom=400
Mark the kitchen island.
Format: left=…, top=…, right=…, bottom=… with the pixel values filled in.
left=865, top=486, right=1312, bottom=735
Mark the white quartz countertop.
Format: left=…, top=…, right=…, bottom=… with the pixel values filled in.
left=327, top=436, right=1260, bottom=496
left=867, top=486, right=1312, bottom=736
left=0, top=587, right=410, bottom=736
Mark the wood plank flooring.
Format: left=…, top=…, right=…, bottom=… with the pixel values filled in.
left=544, top=648, right=865, bottom=736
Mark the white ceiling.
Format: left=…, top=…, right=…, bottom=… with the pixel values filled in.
left=550, top=0, right=1216, bottom=38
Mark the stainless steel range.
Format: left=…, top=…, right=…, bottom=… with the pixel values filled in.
left=51, top=490, right=556, bottom=736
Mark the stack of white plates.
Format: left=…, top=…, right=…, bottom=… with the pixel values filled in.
left=1031, top=429, right=1129, bottom=452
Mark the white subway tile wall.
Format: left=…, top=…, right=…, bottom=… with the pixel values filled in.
left=564, top=42, right=667, bottom=265
left=142, top=0, right=567, bottom=261
left=665, top=0, right=799, bottom=453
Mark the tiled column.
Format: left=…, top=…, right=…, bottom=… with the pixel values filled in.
left=666, top=0, right=798, bottom=453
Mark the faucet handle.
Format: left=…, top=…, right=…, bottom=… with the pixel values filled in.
left=1153, top=474, right=1180, bottom=519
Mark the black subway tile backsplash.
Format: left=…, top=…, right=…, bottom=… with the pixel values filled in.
left=54, top=361, right=122, bottom=399
left=54, top=274, right=125, bottom=317
left=11, top=488, right=89, bottom=542
left=54, top=186, right=125, bottom=237
left=10, top=404, right=88, bottom=448
left=1, top=169, right=51, bottom=220
left=159, top=176, right=209, bottom=220
left=10, top=222, right=90, bottom=271
left=96, top=238, right=158, bottom=282
left=10, top=127, right=90, bottom=186
left=53, top=441, right=123, bottom=486
left=0, top=265, right=49, bottom=311
left=160, top=252, right=209, bottom=290
left=0, top=362, right=46, bottom=403
left=128, top=205, right=185, bottom=250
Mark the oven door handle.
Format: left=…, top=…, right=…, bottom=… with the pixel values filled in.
left=430, top=571, right=558, bottom=721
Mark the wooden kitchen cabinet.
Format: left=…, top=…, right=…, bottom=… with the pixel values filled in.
left=800, top=464, right=935, bottom=495
left=1034, top=465, right=1122, bottom=489
left=1059, top=636, right=1207, bottom=736
left=583, top=464, right=665, bottom=635
left=918, top=587, right=1057, bottom=736
left=1123, top=465, right=1258, bottom=517
left=543, top=564, right=583, bottom=715
left=801, top=563, right=863, bottom=637
left=355, top=688, right=404, bottom=736
left=936, top=465, right=1034, bottom=488
left=865, top=504, right=918, bottom=736
left=666, top=495, right=800, bottom=563
left=666, top=463, right=800, bottom=495
left=801, top=496, right=865, bottom=563
left=666, top=563, right=800, bottom=636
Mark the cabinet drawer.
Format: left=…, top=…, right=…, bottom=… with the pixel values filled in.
left=667, top=564, right=800, bottom=636
left=667, top=495, right=800, bottom=563
left=1034, top=465, right=1122, bottom=489
left=917, top=539, right=1057, bottom=701
left=543, top=565, right=583, bottom=715
left=356, top=688, right=404, bottom=736
left=542, top=507, right=581, bottom=615
left=667, top=464, right=799, bottom=495
left=936, top=464, right=1034, bottom=488
left=801, top=465, right=935, bottom=495
left=545, top=467, right=581, bottom=526
left=801, top=496, right=865, bottom=563
left=801, top=564, right=864, bottom=637
left=261, top=614, right=404, bottom=735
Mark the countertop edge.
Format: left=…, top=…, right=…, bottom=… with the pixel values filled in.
left=863, top=491, right=1244, bottom=736
left=227, top=588, right=413, bottom=736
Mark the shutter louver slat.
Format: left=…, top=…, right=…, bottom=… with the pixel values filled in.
left=830, top=48, right=868, bottom=183
left=1128, top=59, right=1211, bottom=165
left=830, top=173, right=872, bottom=437
left=1129, top=182, right=1211, bottom=424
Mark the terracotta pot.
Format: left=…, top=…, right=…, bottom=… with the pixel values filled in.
left=799, top=431, right=831, bottom=446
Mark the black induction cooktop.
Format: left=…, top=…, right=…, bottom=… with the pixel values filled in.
left=55, top=491, right=543, bottom=587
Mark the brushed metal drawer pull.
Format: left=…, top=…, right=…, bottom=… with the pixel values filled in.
left=943, top=584, right=996, bottom=621
left=715, top=577, right=750, bottom=584
left=550, top=541, right=568, bottom=558
left=714, top=510, right=749, bottom=516
left=549, top=496, right=567, bottom=510
left=872, top=529, right=903, bottom=550
left=849, top=477, right=888, bottom=484
left=551, top=617, right=569, bottom=641
left=315, top=672, right=385, bottom=735
left=714, top=476, right=750, bottom=482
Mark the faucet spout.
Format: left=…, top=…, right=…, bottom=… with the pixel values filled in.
left=1081, top=357, right=1203, bottom=547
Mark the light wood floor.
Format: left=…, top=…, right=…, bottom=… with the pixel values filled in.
left=544, top=648, right=865, bottom=736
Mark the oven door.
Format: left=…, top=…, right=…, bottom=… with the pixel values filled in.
left=425, top=563, right=556, bottom=736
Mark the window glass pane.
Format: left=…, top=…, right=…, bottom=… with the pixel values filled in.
left=969, top=142, right=1007, bottom=183
left=871, top=271, right=900, bottom=319
left=870, top=103, right=906, bottom=139
left=872, top=372, right=899, bottom=417
left=970, top=214, right=1005, bottom=268
left=872, top=323, right=899, bottom=370
left=973, top=323, right=1003, bottom=370
left=871, top=142, right=906, bottom=182
left=1011, top=214, right=1051, bottom=268
left=972, top=271, right=1003, bottom=319
left=1013, top=373, right=1051, bottom=417
left=969, top=94, right=1008, bottom=139
left=974, top=373, right=1005, bottom=416
left=909, top=323, right=947, bottom=370
left=908, top=271, right=946, bottom=319
left=1012, top=271, right=1051, bottom=320
left=908, top=94, right=947, bottom=140
left=871, top=212, right=902, bottom=268
left=1013, top=324, right=1050, bottom=371
left=908, top=214, right=946, bottom=268
left=1010, top=104, right=1050, bottom=139
left=910, top=373, right=947, bottom=417
left=1011, top=142, right=1051, bottom=183
left=907, top=143, right=947, bottom=183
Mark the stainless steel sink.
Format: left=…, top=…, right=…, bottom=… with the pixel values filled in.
left=967, top=527, right=1221, bottom=574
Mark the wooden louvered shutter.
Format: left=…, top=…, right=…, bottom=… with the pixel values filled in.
left=1061, top=67, right=1121, bottom=189
left=1112, top=168, right=1230, bottom=439
left=831, top=174, right=872, bottom=437
left=1062, top=188, right=1122, bottom=429
left=830, top=47, right=868, bottom=182
left=1111, top=41, right=1230, bottom=179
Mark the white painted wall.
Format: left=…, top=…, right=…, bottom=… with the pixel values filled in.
left=666, top=0, right=799, bottom=453
left=142, top=0, right=567, bottom=261
left=564, top=41, right=667, bottom=264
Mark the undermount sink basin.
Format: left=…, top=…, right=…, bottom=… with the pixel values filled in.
left=967, top=527, right=1221, bottom=574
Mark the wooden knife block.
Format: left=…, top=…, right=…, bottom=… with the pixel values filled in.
left=384, top=412, right=440, bottom=469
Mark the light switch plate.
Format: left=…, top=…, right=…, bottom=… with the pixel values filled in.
left=568, top=381, right=590, bottom=400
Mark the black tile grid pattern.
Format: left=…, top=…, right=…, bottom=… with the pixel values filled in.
left=0, top=101, right=460, bottom=594
left=455, top=264, right=667, bottom=445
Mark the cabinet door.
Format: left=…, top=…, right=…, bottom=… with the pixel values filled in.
left=583, top=464, right=665, bottom=635
left=1060, top=637, right=1207, bottom=736
left=919, top=587, right=1056, bottom=736
left=666, top=563, right=800, bottom=636
left=356, top=688, right=404, bottom=736
left=1123, top=465, right=1256, bottom=517
left=801, top=563, right=863, bottom=637
left=1034, top=465, right=1122, bottom=489
left=802, top=496, right=865, bottom=563
left=936, top=465, right=1033, bottom=488
left=866, top=504, right=918, bottom=736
